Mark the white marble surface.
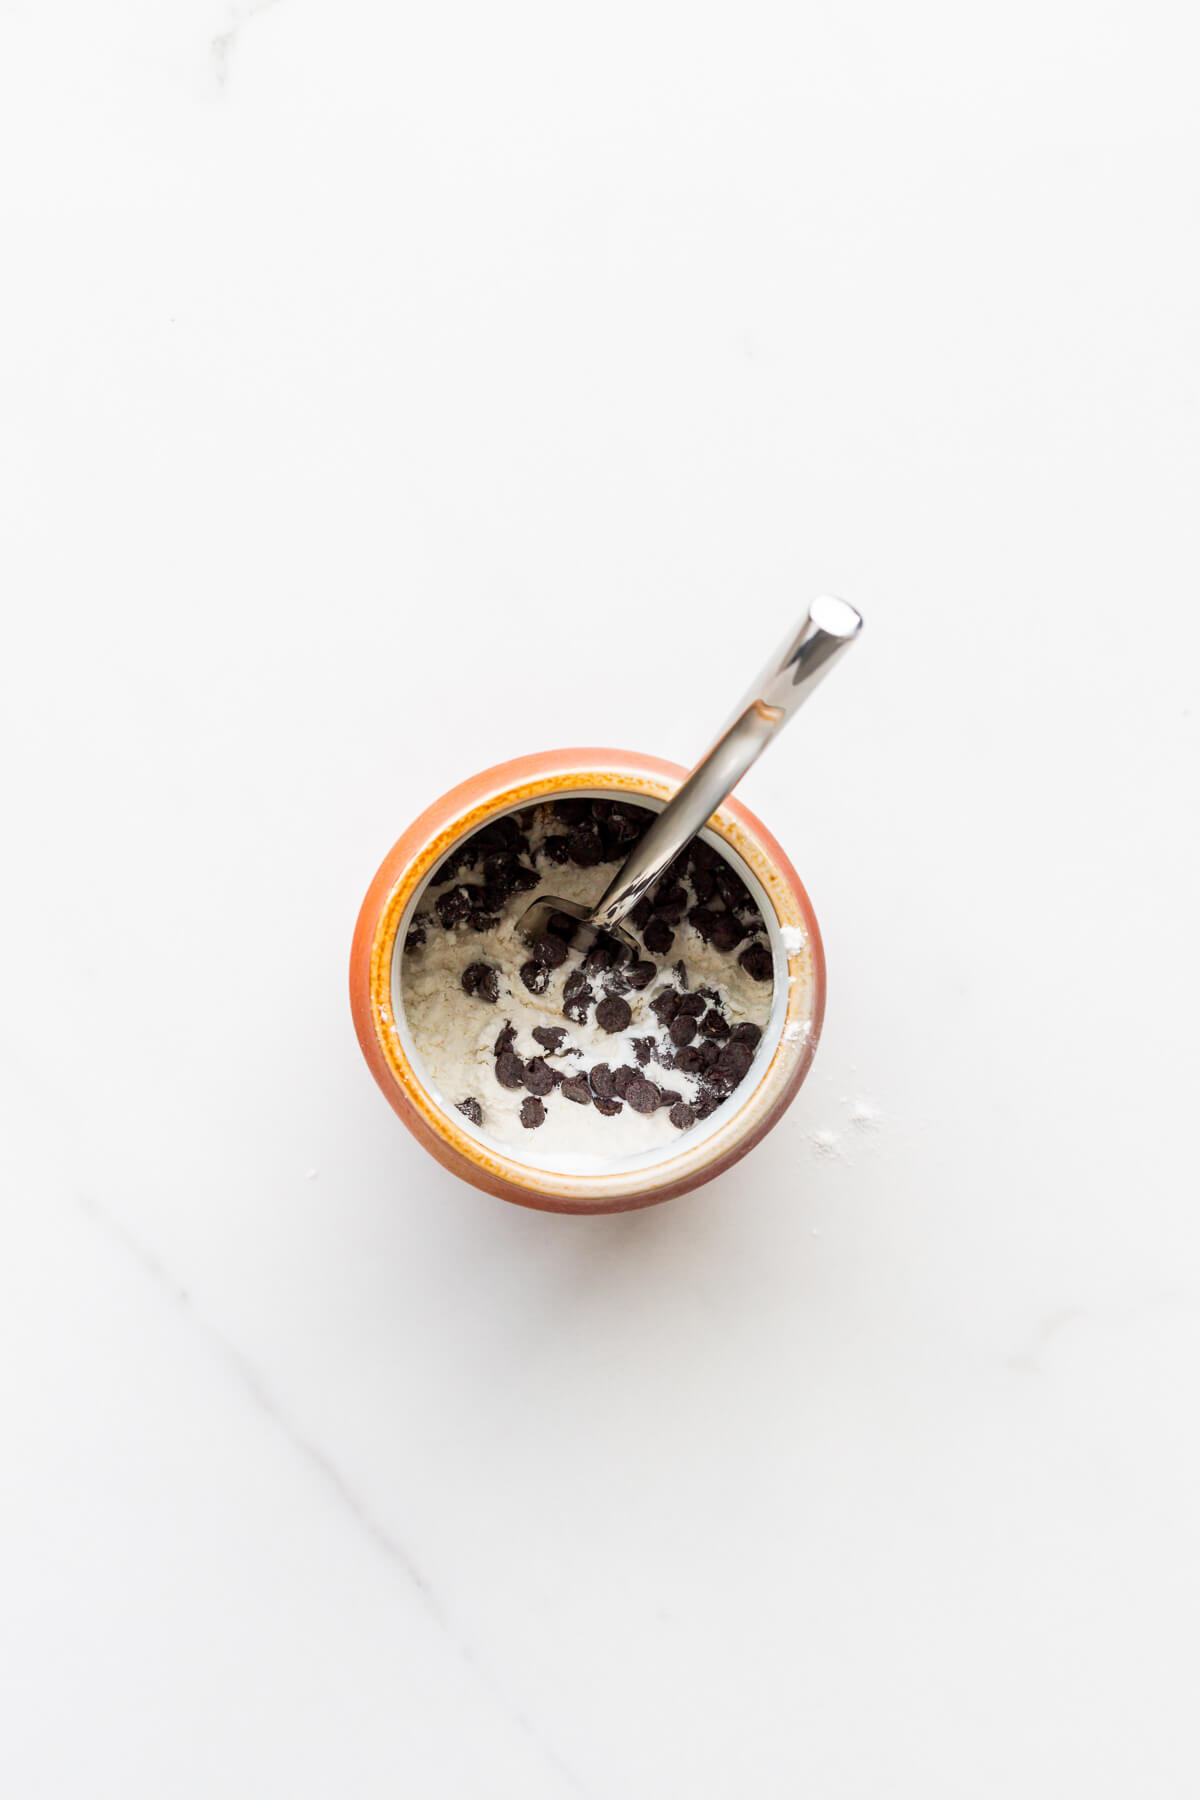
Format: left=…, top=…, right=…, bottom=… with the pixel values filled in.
left=3, top=4, right=1199, bottom=1794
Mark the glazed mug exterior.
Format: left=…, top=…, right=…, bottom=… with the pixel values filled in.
left=349, top=748, right=826, bottom=1214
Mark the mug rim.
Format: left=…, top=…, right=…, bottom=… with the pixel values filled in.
left=350, top=748, right=826, bottom=1213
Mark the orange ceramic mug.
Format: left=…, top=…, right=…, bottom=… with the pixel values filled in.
left=350, top=748, right=825, bottom=1214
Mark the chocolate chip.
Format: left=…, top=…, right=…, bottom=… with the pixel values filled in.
left=702, top=1067, right=735, bottom=1098
left=404, top=916, right=428, bottom=953
left=667, top=1013, right=696, bottom=1048
left=626, top=1077, right=661, bottom=1114
left=546, top=911, right=579, bottom=940
left=435, top=886, right=472, bottom=928
left=629, top=897, right=653, bottom=930
left=562, top=970, right=593, bottom=1023
left=583, top=936, right=619, bottom=974
left=687, top=906, right=718, bottom=942
left=520, top=1096, right=545, bottom=1129
left=532, top=1026, right=567, bottom=1053
left=642, top=918, right=675, bottom=954
left=567, top=825, right=605, bottom=867
left=739, top=942, right=773, bottom=982
left=718, top=1040, right=754, bottom=1082
left=689, top=839, right=721, bottom=871
left=456, top=1097, right=483, bottom=1125
left=730, top=1023, right=762, bottom=1047
left=589, top=1063, right=616, bottom=1099
left=495, top=1051, right=526, bottom=1089
left=480, top=850, right=524, bottom=896
left=676, top=992, right=706, bottom=1018
left=716, top=866, right=750, bottom=909
left=708, top=914, right=745, bottom=952
left=554, top=798, right=591, bottom=825
left=652, top=883, right=688, bottom=921
left=611, top=1064, right=639, bottom=1099
left=523, top=1056, right=556, bottom=1097
left=697, top=1039, right=720, bottom=1068
left=668, top=1101, right=696, bottom=1129
left=650, top=991, right=681, bottom=1025
left=592, top=1094, right=624, bottom=1116
left=689, top=867, right=717, bottom=903
left=494, top=1021, right=517, bottom=1056
left=543, top=835, right=572, bottom=865
left=595, top=996, right=633, bottom=1033
left=625, top=960, right=657, bottom=991
left=673, top=959, right=689, bottom=987
left=519, top=959, right=550, bottom=994
left=461, top=962, right=499, bottom=1002
left=699, top=1008, right=730, bottom=1039
left=631, top=1036, right=655, bottom=1066
left=672, top=1045, right=704, bottom=1074
left=468, top=909, right=500, bottom=932
left=602, top=968, right=630, bottom=996
left=534, top=933, right=568, bottom=969
left=560, top=1077, right=592, bottom=1105
left=658, top=1088, right=682, bottom=1107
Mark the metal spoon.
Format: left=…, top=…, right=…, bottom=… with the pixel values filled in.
left=517, top=595, right=863, bottom=953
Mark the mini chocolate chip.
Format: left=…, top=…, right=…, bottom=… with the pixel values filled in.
left=519, top=959, right=550, bottom=994
left=592, top=1094, right=624, bottom=1116
left=494, top=1021, right=517, bottom=1056
left=708, top=914, right=745, bottom=952
left=689, top=867, right=717, bottom=903
left=642, top=919, right=675, bottom=954
left=468, top=909, right=500, bottom=933
left=555, top=798, right=591, bottom=825
left=651, top=991, right=681, bottom=1025
left=534, top=933, right=568, bottom=969
left=676, top=992, right=706, bottom=1018
left=481, top=850, right=523, bottom=895
left=672, top=1045, right=704, bottom=1074
left=461, top=962, right=500, bottom=1002
left=730, top=1022, right=763, bottom=1047
left=611, top=1064, right=639, bottom=1099
left=543, top=835, right=573, bottom=865
left=560, top=1077, right=592, bottom=1105
left=697, top=1040, right=721, bottom=1069
left=625, top=960, right=657, bottom=990
left=602, top=968, right=630, bottom=996
left=687, top=906, right=718, bottom=941
left=631, top=1036, right=655, bottom=1066
left=495, top=1051, right=526, bottom=1089
left=693, top=1093, right=722, bottom=1119
left=404, top=916, right=428, bottom=953
left=562, top=970, right=592, bottom=1003
left=523, top=1057, right=555, bottom=1097
left=563, top=993, right=592, bottom=1024
left=669, top=1013, right=697, bottom=1047
left=699, top=1008, right=730, bottom=1039
left=595, top=996, right=633, bottom=1033
left=716, top=866, right=750, bottom=909
left=435, top=886, right=472, bottom=928
left=739, top=942, right=773, bottom=982
left=668, top=1101, right=696, bottom=1129
left=658, top=1088, right=682, bottom=1107
left=652, top=882, right=688, bottom=920
left=673, top=959, right=690, bottom=987
left=456, top=1098, right=483, bottom=1125
left=589, top=1063, right=616, bottom=1099
left=583, top=937, right=618, bottom=974
left=532, top=1026, right=567, bottom=1053
left=689, top=839, right=720, bottom=871
left=626, top=1077, right=661, bottom=1114
left=702, top=1067, right=735, bottom=1098
left=520, top=1096, right=545, bottom=1129
left=718, top=1041, right=754, bottom=1082
left=629, top=897, right=653, bottom=929
left=547, top=911, right=579, bottom=940
left=567, top=825, right=605, bottom=867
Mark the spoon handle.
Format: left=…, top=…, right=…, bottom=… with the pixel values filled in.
left=589, top=596, right=862, bottom=935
